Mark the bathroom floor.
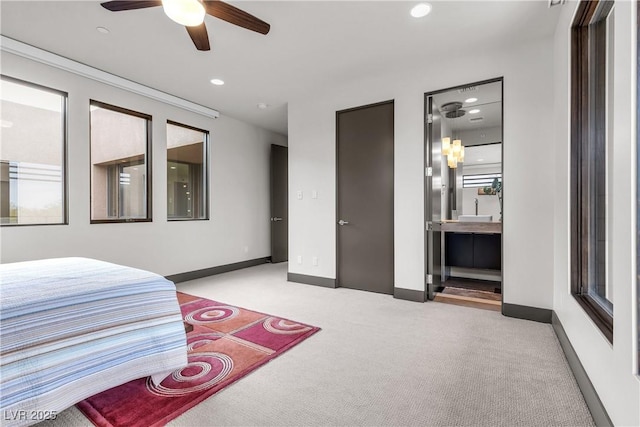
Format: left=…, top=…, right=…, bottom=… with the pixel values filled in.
left=434, top=277, right=502, bottom=311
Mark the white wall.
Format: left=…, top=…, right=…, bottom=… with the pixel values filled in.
left=0, top=52, right=287, bottom=276
left=289, top=38, right=555, bottom=309
left=552, top=2, right=640, bottom=425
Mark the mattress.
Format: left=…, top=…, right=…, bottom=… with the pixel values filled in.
left=0, top=257, right=188, bottom=426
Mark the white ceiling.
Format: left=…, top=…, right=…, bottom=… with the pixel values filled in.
left=0, top=1, right=561, bottom=136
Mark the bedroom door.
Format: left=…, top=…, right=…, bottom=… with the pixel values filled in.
left=336, top=100, right=394, bottom=294
left=270, top=144, right=288, bottom=263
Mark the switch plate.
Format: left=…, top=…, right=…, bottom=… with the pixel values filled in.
left=296, top=190, right=303, bottom=200
left=312, top=256, right=318, bottom=266
left=297, top=255, right=303, bottom=264
left=311, top=190, right=318, bottom=199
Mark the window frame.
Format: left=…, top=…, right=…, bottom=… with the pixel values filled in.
left=462, top=173, right=502, bottom=189
left=0, top=75, right=68, bottom=227
left=636, top=0, right=640, bottom=373
left=166, top=120, right=209, bottom=222
left=89, top=100, right=152, bottom=224
left=570, top=0, right=615, bottom=343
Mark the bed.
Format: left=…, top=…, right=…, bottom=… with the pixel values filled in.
left=0, top=257, right=188, bottom=426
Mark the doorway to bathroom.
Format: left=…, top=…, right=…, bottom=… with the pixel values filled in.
left=424, top=78, right=503, bottom=311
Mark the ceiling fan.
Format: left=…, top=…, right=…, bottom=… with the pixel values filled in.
left=100, top=0, right=270, bottom=51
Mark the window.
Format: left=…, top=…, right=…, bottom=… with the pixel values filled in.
left=167, top=121, right=208, bottom=220
left=90, top=101, right=151, bottom=223
left=571, top=0, right=614, bottom=342
left=0, top=76, right=67, bottom=226
left=463, top=173, right=502, bottom=188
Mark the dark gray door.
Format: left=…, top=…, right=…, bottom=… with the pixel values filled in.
left=337, top=101, right=394, bottom=294
left=270, top=144, right=288, bottom=263
left=427, top=97, right=443, bottom=299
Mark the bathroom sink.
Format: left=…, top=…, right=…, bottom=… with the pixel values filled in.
left=458, top=215, right=493, bottom=222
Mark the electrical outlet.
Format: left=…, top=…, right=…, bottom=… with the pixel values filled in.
left=296, top=190, right=303, bottom=200
left=312, top=256, right=318, bottom=266
left=297, top=255, right=303, bottom=264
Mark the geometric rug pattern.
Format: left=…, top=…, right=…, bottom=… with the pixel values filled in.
left=76, top=292, right=320, bottom=427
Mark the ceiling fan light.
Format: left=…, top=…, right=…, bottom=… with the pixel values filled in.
left=162, top=0, right=205, bottom=27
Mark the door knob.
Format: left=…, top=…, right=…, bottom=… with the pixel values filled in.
left=338, top=220, right=349, bottom=226
left=271, top=217, right=283, bottom=222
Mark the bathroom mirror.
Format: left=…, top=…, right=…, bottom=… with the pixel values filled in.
left=432, top=80, right=503, bottom=221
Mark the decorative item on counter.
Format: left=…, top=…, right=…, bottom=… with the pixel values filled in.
left=481, top=178, right=502, bottom=221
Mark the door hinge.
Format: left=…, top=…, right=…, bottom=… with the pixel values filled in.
left=427, top=114, right=433, bottom=124
left=426, top=167, right=432, bottom=177
left=426, top=221, right=432, bottom=231
left=426, top=274, right=433, bottom=284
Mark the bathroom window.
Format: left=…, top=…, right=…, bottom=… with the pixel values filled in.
left=0, top=76, right=67, bottom=226
left=570, top=0, right=614, bottom=342
left=166, top=121, right=208, bottom=220
left=90, top=101, right=151, bottom=223
left=462, top=173, right=501, bottom=188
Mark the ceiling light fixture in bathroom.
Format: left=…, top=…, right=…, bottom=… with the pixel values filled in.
left=441, top=137, right=464, bottom=169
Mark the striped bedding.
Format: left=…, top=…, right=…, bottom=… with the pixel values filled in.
left=0, top=257, right=188, bottom=426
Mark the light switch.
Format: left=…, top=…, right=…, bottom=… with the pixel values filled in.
left=296, top=190, right=303, bottom=200
left=312, top=190, right=318, bottom=199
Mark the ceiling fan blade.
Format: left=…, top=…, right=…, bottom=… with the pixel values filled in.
left=203, top=0, right=270, bottom=35
left=186, top=23, right=211, bottom=51
left=100, top=1, right=162, bottom=12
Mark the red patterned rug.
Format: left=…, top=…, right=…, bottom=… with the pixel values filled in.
left=77, top=292, right=320, bottom=427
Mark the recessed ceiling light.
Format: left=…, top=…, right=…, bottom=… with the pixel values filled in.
left=96, top=26, right=110, bottom=34
left=478, top=158, right=484, bottom=162
left=210, top=78, right=225, bottom=86
left=410, top=3, right=432, bottom=18
left=465, top=97, right=478, bottom=103
left=257, top=103, right=269, bottom=109
left=469, top=109, right=481, bottom=114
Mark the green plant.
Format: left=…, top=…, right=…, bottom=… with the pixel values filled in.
left=483, top=178, right=502, bottom=220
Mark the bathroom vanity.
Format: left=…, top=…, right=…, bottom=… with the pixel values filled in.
left=441, top=220, right=502, bottom=271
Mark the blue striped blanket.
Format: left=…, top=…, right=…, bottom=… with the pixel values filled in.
left=0, top=258, right=188, bottom=426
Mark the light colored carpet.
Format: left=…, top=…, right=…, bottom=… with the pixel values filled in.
left=37, top=262, right=594, bottom=427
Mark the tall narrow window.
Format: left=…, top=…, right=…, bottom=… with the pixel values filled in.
left=90, top=101, right=151, bottom=223
left=0, top=76, right=67, bottom=226
left=166, top=121, right=208, bottom=220
left=571, top=0, right=614, bottom=342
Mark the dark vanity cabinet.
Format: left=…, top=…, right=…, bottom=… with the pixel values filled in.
left=445, top=232, right=501, bottom=270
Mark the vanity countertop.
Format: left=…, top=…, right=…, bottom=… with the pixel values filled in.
left=440, top=220, right=502, bottom=234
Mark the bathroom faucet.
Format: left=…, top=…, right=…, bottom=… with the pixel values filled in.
left=475, top=198, right=478, bottom=215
